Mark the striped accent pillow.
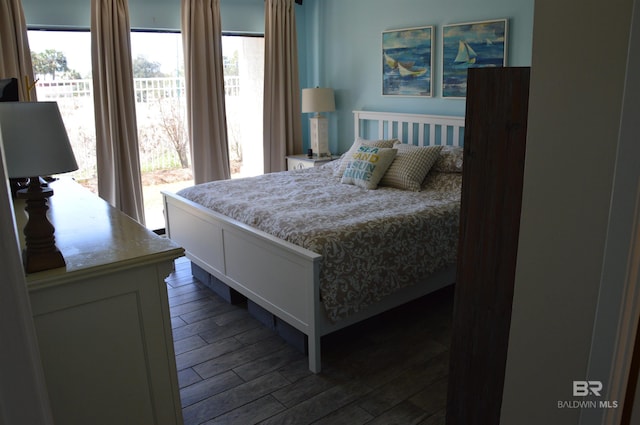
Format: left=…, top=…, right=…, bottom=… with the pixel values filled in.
left=380, top=144, right=443, bottom=191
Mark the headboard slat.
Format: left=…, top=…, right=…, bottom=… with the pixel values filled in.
left=407, top=122, right=414, bottom=144
left=452, top=128, right=460, bottom=146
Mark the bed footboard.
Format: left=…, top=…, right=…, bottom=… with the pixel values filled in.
left=162, top=191, right=324, bottom=372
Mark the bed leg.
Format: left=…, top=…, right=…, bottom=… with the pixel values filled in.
left=308, top=335, right=321, bottom=373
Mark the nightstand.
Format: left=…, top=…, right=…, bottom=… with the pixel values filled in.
left=286, top=154, right=337, bottom=170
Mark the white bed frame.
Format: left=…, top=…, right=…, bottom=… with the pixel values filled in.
left=163, top=110, right=465, bottom=373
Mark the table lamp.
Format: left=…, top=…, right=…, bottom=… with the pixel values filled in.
left=302, top=87, right=335, bottom=157
left=0, top=101, right=78, bottom=273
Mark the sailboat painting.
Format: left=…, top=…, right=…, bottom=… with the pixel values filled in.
left=442, top=19, right=508, bottom=98
left=382, top=26, right=433, bottom=97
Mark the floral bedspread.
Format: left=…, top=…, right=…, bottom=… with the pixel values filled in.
left=177, top=161, right=462, bottom=322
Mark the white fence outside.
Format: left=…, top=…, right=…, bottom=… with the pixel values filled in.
left=37, top=76, right=240, bottom=99
left=37, top=76, right=241, bottom=181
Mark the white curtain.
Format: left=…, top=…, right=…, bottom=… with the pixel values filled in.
left=181, top=0, right=231, bottom=184
left=0, top=0, right=37, bottom=100
left=263, top=0, right=302, bottom=173
left=91, top=0, right=145, bottom=224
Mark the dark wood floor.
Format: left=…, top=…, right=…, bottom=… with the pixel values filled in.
left=166, top=256, right=453, bottom=425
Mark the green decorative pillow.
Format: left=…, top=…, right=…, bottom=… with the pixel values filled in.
left=334, top=137, right=398, bottom=177
left=341, top=145, right=397, bottom=190
left=380, top=144, right=443, bottom=191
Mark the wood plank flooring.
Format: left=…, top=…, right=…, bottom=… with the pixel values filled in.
left=166, top=256, right=453, bottom=425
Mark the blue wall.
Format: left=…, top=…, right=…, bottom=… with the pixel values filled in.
left=21, top=0, right=534, bottom=154
left=299, top=0, right=534, bottom=153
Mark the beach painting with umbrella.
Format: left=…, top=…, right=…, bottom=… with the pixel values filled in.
left=382, top=26, right=433, bottom=97
left=442, top=19, right=508, bottom=98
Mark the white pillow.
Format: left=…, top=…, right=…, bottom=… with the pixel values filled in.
left=341, top=145, right=397, bottom=190
left=433, top=145, right=464, bottom=173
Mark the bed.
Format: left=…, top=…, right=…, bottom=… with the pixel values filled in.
left=162, top=110, right=465, bottom=373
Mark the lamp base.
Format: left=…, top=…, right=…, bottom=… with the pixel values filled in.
left=23, top=248, right=66, bottom=274
left=309, top=115, right=330, bottom=157
left=17, top=176, right=66, bottom=274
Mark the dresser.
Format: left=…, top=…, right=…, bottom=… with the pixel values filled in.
left=14, top=178, right=185, bottom=425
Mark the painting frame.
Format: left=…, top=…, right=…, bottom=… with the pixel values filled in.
left=442, top=18, right=508, bottom=99
left=382, top=25, right=434, bottom=97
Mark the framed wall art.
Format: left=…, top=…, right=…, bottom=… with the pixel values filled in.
left=442, top=19, right=508, bottom=98
left=382, top=26, right=434, bottom=97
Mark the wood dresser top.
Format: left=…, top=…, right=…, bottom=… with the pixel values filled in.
left=13, top=178, right=183, bottom=289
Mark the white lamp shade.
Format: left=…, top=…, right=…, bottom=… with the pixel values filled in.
left=301, top=88, right=335, bottom=113
left=0, top=102, right=78, bottom=178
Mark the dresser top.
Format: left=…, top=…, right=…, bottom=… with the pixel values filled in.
left=13, top=178, right=183, bottom=288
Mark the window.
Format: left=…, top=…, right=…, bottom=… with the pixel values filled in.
left=222, top=35, right=265, bottom=178
left=130, top=32, right=265, bottom=228
left=130, top=31, right=192, bottom=230
left=28, top=30, right=96, bottom=191
left=27, top=30, right=264, bottom=231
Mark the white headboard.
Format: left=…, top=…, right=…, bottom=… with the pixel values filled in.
left=353, top=110, right=465, bottom=147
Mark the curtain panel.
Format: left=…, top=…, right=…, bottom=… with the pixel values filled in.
left=91, top=0, right=145, bottom=224
left=0, top=0, right=37, bottom=100
left=263, top=0, right=302, bottom=173
left=181, top=0, right=231, bottom=184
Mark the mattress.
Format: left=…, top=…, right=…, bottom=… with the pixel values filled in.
left=177, top=159, right=462, bottom=322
